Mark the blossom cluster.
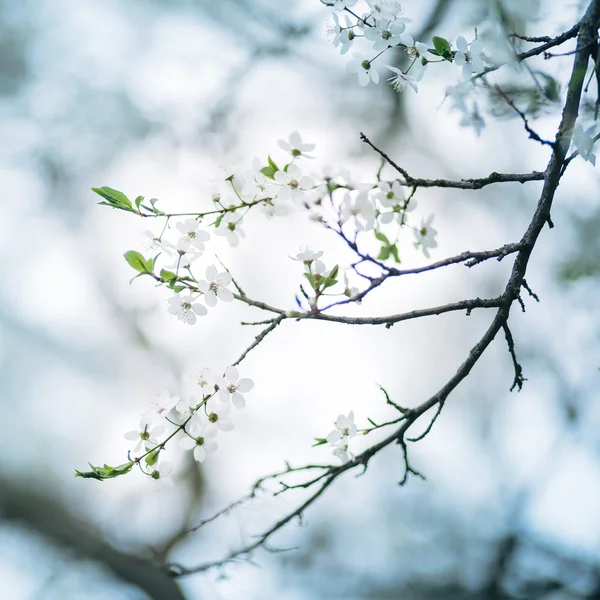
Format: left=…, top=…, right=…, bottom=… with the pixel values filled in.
left=124, top=366, right=254, bottom=489
left=325, top=1, right=487, bottom=94
left=111, top=131, right=440, bottom=327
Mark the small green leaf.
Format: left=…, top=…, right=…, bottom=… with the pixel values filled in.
left=390, top=244, right=401, bottom=264
left=377, top=246, right=391, bottom=261
left=374, top=230, right=390, bottom=244
left=312, top=438, right=328, bottom=447
left=304, top=272, right=318, bottom=290
left=160, top=269, right=177, bottom=281
left=124, top=251, right=152, bottom=274
left=92, top=187, right=136, bottom=212
left=75, top=461, right=134, bottom=481
left=214, top=213, right=224, bottom=228
left=145, top=450, right=160, bottom=467
left=135, top=195, right=144, bottom=210
left=432, top=36, right=452, bottom=61
left=261, top=166, right=277, bottom=179
left=267, top=155, right=279, bottom=172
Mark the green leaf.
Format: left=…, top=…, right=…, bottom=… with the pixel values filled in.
left=135, top=195, right=144, bottom=210
left=390, top=244, right=401, bottom=264
left=124, top=251, right=153, bottom=274
left=374, top=230, right=390, bottom=244
left=377, top=246, right=391, bottom=261
left=145, top=450, right=160, bottom=467
left=304, top=272, right=317, bottom=290
left=160, top=269, right=177, bottom=281
left=260, top=166, right=276, bottom=179
left=432, top=36, right=452, bottom=61
left=267, top=155, right=279, bottom=172
left=312, top=438, right=328, bottom=447
left=92, top=187, right=136, bottom=212
left=75, top=461, right=134, bottom=481
left=214, top=213, right=224, bottom=228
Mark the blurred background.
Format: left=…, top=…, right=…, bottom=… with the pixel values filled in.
left=1, top=0, right=600, bottom=598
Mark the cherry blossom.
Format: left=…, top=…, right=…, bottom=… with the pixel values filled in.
left=149, top=461, right=174, bottom=491
left=386, top=65, right=418, bottom=93
left=329, top=0, right=358, bottom=10
left=347, top=54, right=382, bottom=87
left=278, top=131, right=315, bottom=159
left=142, top=390, right=179, bottom=424
left=340, top=190, right=375, bottom=231
left=180, top=426, right=218, bottom=463
left=572, top=124, right=597, bottom=166
left=454, top=36, right=485, bottom=79
left=196, top=265, right=234, bottom=307
left=414, top=214, right=438, bottom=258
left=328, top=13, right=355, bottom=55
left=326, top=411, right=358, bottom=446
left=274, top=163, right=315, bottom=205
left=366, top=0, right=407, bottom=22
left=215, top=212, right=245, bottom=247
left=186, top=367, right=216, bottom=397
left=124, top=421, right=164, bottom=453
left=204, top=400, right=235, bottom=434
left=175, top=218, right=210, bottom=252
left=373, top=180, right=408, bottom=223
left=167, top=293, right=207, bottom=325
left=363, top=19, right=406, bottom=51
left=218, top=366, right=254, bottom=409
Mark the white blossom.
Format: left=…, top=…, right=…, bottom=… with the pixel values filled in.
left=366, top=0, right=407, bottom=22
left=347, top=54, right=382, bottom=87
left=197, top=265, right=234, bottom=307
left=186, top=367, right=216, bottom=397
left=328, top=13, right=355, bottom=55
left=343, top=273, right=361, bottom=302
left=413, top=214, right=438, bottom=258
left=215, top=212, right=245, bottom=247
left=340, top=190, right=375, bottom=231
left=204, top=400, right=235, bottom=434
left=290, top=247, right=325, bottom=272
left=332, top=446, right=352, bottom=464
left=142, top=390, right=179, bottom=425
left=278, top=131, right=315, bottom=159
left=326, top=411, right=358, bottom=446
left=167, top=293, right=207, bottom=325
left=218, top=366, right=254, bottom=409
left=124, top=421, right=164, bottom=453
left=386, top=65, right=418, bottom=93
left=455, top=36, right=485, bottom=79
left=330, top=0, right=358, bottom=10
left=162, top=237, right=202, bottom=270
left=363, top=19, right=406, bottom=51
left=572, top=124, right=597, bottom=166
left=149, top=461, right=174, bottom=491
left=180, top=425, right=218, bottom=463
left=274, top=163, right=315, bottom=205
left=373, top=180, right=409, bottom=223
left=175, top=218, right=210, bottom=252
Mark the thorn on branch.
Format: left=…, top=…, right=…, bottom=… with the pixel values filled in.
left=502, top=322, right=526, bottom=392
